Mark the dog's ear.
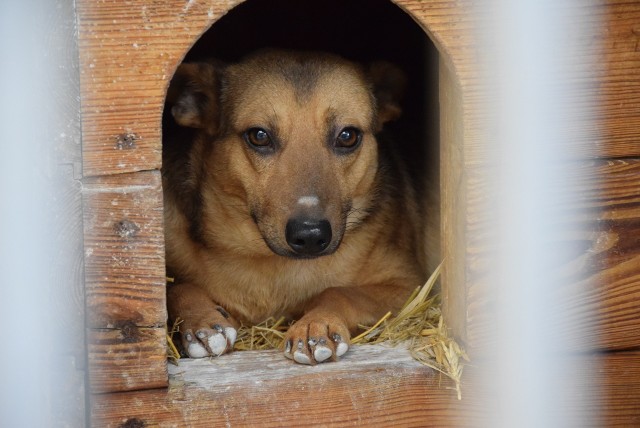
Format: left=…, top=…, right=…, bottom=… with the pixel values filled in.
left=167, top=62, right=223, bottom=133
left=368, top=62, right=407, bottom=129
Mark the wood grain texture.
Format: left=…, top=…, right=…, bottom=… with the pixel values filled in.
left=91, top=346, right=640, bottom=427
left=473, top=350, right=640, bottom=427
left=50, top=166, right=88, bottom=423
left=44, top=0, right=87, bottom=424
left=82, top=171, right=167, bottom=393
left=92, top=346, right=482, bottom=427
left=579, top=0, right=640, bottom=158
left=593, top=350, right=640, bottom=427
left=76, top=0, right=242, bottom=177
left=46, top=1, right=83, bottom=174
left=400, top=0, right=640, bottom=161
left=466, top=159, right=640, bottom=353
left=83, top=170, right=166, bottom=329
left=88, top=327, right=168, bottom=394
left=440, top=59, right=468, bottom=344
left=46, top=0, right=85, bottom=352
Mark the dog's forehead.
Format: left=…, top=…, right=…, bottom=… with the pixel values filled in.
left=227, top=55, right=374, bottom=127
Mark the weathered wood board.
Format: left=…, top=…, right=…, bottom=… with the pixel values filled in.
left=465, top=159, right=640, bottom=353
left=83, top=171, right=166, bottom=329
left=91, top=346, right=640, bottom=427
left=76, top=0, right=242, bottom=177
left=44, top=0, right=87, bottom=424
left=584, top=0, right=640, bottom=159
left=83, top=171, right=167, bottom=392
left=88, top=327, right=168, bottom=394
left=92, top=346, right=481, bottom=427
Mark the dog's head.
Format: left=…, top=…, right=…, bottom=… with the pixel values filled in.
left=168, top=50, right=405, bottom=259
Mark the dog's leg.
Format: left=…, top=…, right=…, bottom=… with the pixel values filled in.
left=283, top=283, right=410, bottom=365
left=167, top=283, right=238, bottom=358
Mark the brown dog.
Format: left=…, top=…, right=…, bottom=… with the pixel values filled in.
left=163, top=50, right=434, bottom=364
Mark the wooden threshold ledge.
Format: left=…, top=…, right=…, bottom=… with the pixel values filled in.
left=91, top=345, right=478, bottom=427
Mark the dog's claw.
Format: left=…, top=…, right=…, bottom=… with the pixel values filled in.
left=224, top=326, right=237, bottom=346
left=284, top=339, right=293, bottom=359
left=332, top=333, right=349, bottom=357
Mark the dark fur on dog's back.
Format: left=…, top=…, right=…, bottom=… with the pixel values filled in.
left=162, top=50, right=436, bottom=364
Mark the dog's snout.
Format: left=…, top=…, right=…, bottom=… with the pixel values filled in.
left=285, top=218, right=332, bottom=256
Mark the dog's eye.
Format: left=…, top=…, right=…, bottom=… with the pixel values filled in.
left=244, top=128, right=273, bottom=151
left=335, top=127, right=362, bottom=152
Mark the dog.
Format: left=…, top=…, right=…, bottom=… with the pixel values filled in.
left=162, top=49, right=436, bottom=365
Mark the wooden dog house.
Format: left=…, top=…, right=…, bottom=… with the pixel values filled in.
left=50, top=0, right=640, bottom=425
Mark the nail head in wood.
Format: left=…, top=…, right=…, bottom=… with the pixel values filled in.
left=114, top=219, right=140, bottom=239
left=115, top=133, right=139, bottom=150
left=119, top=418, right=145, bottom=428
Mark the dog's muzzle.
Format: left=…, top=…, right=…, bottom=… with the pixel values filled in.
left=285, top=218, right=332, bottom=257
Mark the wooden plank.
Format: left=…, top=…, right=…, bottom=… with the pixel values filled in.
left=466, top=159, right=640, bottom=353
left=91, top=346, right=640, bottom=427
left=76, top=0, right=242, bottom=176
left=47, top=0, right=85, bottom=357
left=580, top=1, right=640, bottom=158
left=593, top=350, right=640, bottom=427
left=88, top=327, right=168, bottom=394
left=50, top=166, right=88, bottom=424
left=43, top=0, right=87, bottom=424
left=82, top=170, right=167, bottom=393
left=474, top=350, right=640, bottom=427
left=91, top=346, right=482, bottom=427
left=402, top=0, right=640, bottom=163
left=440, top=59, right=468, bottom=344
left=83, top=170, right=166, bottom=329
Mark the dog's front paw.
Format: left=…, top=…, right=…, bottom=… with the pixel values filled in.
left=283, top=314, right=350, bottom=365
left=178, top=308, right=237, bottom=358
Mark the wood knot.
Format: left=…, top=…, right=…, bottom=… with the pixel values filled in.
left=119, top=418, right=145, bottom=428
left=118, top=321, right=141, bottom=343
left=115, top=133, right=139, bottom=150
left=114, top=219, right=140, bottom=239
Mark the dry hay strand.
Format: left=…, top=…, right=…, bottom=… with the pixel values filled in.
left=235, top=316, right=290, bottom=351
left=167, top=317, right=183, bottom=365
left=351, top=262, right=469, bottom=399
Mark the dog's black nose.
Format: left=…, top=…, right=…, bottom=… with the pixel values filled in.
left=285, top=218, right=332, bottom=256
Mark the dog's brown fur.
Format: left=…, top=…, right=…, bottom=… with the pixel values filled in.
left=163, top=50, right=435, bottom=364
